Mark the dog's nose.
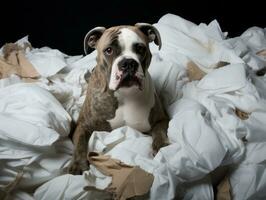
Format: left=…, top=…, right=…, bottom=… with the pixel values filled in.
left=118, top=58, right=138, bottom=73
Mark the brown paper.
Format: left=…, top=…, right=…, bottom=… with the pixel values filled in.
left=186, top=61, right=206, bottom=81
left=235, top=108, right=250, bottom=120
left=0, top=43, right=39, bottom=80
left=216, top=176, right=231, bottom=200
left=256, top=49, right=266, bottom=57
left=86, top=152, right=154, bottom=200
left=0, top=58, right=17, bottom=79
left=186, top=61, right=229, bottom=81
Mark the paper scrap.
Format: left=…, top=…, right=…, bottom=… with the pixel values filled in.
left=87, top=152, right=154, bottom=200
left=235, top=108, right=250, bottom=120
left=0, top=43, right=39, bottom=79
left=216, top=176, right=231, bottom=200
left=187, top=61, right=206, bottom=81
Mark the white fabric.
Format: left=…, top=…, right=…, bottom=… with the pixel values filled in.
left=0, top=13, right=266, bottom=200
left=0, top=83, right=73, bottom=197
left=229, top=142, right=266, bottom=200
left=224, top=27, right=266, bottom=71
left=25, top=47, right=80, bottom=77
left=153, top=14, right=244, bottom=73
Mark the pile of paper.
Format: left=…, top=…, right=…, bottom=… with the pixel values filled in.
left=0, top=13, right=265, bottom=200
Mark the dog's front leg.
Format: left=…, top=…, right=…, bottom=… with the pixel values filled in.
left=68, top=123, right=91, bottom=175
left=151, top=119, right=169, bottom=155
left=68, top=119, right=112, bottom=175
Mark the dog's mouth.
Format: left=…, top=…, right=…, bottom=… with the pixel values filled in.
left=115, top=71, right=143, bottom=90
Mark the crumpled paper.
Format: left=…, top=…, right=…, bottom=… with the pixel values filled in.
left=216, top=176, right=231, bottom=200
left=0, top=42, right=39, bottom=79
left=87, top=152, right=154, bottom=200
left=0, top=13, right=265, bottom=200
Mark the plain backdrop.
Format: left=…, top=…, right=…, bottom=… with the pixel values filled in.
left=1, top=0, right=265, bottom=55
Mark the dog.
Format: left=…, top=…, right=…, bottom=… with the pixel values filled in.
left=68, top=23, right=169, bottom=174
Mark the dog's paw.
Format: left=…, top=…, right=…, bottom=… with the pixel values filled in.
left=152, top=140, right=169, bottom=156
left=67, top=160, right=89, bottom=175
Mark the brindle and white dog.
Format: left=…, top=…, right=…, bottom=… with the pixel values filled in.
left=68, top=23, right=169, bottom=174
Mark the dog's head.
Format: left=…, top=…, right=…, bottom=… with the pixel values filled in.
left=84, top=23, right=161, bottom=91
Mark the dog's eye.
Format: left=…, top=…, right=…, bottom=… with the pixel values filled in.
left=104, top=47, right=113, bottom=55
left=135, top=44, right=146, bottom=55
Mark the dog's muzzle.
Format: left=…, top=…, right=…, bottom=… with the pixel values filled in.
left=115, top=58, right=143, bottom=90
left=118, top=58, right=138, bottom=74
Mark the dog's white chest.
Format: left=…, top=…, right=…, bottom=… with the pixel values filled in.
left=108, top=74, right=155, bottom=132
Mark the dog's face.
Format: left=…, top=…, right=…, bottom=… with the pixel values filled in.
left=84, top=24, right=161, bottom=91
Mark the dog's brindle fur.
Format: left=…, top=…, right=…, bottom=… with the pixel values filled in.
left=68, top=25, right=169, bottom=174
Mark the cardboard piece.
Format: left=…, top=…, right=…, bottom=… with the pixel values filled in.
left=256, top=49, right=266, bottom=57
left=216, top=176, right=231, bottom=200
left=187, top=61, right=207, bottom=81
left=0, top=43, right=39, bottom=79
left=235, top=108, right=250, bottom=120
left=86, top=152, right=154, bottom=200
left=186, top=61, right=229, bottom=81
left=0, top=58, right=17, bottom=79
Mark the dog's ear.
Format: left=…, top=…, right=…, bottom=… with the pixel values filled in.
left=84, top=27, right=106, bottom=54
left=135, top=23, right=162, bottom=50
